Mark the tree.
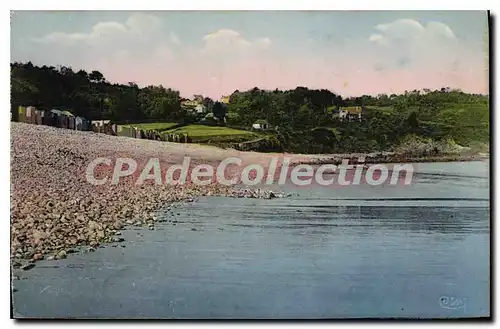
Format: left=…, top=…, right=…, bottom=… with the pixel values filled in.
left=212, top=101, right=226, bottom=121
left=89, top=70, right=105, bottom=83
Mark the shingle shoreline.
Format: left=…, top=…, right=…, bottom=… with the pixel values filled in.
left=10, top=123, right=289, bottom=266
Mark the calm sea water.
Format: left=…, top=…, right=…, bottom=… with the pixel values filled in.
left=12, top=161, right=490, bottom=319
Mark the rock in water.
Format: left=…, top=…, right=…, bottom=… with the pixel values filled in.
left=20, top=263, right=36, bottom=271
left=56, top=250, right=67, bottom=259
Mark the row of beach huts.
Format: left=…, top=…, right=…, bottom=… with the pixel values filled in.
left=15, top=106, right=93, bottom=131
left=13, top=106, right=189, bottom=143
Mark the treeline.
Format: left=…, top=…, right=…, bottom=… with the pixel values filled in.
left=11, top=62, right=186, bottom=123
left=11, top=62, right=489, bottom=154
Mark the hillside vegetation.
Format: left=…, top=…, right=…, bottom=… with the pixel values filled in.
left=165, top=125, right=258, bottom=144
left=11, top=62, right=489, bottom=154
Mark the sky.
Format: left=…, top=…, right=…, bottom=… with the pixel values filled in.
left=11, top=11, right=489, bottom=99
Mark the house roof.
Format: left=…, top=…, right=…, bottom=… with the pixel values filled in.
left=254, top=119, right=269, bottom=125
left=181, top=99, right=200, bottom=107
left=340, top=106, right=363, bottom=114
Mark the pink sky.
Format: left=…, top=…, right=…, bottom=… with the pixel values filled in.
left=100, top=51, right=488, bottom=99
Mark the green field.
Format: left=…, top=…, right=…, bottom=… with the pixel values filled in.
left=364, top=106, right=395, bottom=115
left=165, top=124, right=259, bottom=143
left=119, top=122, right=178, bottom=131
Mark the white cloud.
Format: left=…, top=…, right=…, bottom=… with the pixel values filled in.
left=37, top=13, right=165, bottom=48
left=39, top=21, right=128, bottom=46
left=201, top=29, right=271, bottom=55
left=366, top=18, right=460, bottom=72
left=425, top=21, right=456, bottom=39
left=369, top=18, right=456, bottom=47
left=368, top=33, right=387, bottom=45
left=125, top=12, right=162, bottom=35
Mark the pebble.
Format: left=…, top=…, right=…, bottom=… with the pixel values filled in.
left=56, top=250, right=67, bottom=259
left=32, top=253, right=44, bottom=261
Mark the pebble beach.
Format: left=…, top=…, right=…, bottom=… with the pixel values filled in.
left=10, top=123, right=293, bottom=267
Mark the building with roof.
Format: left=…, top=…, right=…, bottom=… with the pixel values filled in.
left=252, top=119, right=272, bottom=130
left=336, top=106, right=364, bottom=121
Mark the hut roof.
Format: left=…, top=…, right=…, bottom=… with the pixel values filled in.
left=254, top=119, right=270, bottom=125
left=61, top=110, right=74, bottom=117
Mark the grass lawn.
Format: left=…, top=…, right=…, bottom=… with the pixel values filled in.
left=119, top=122, right=178, bottom=131
left=165, top=124, right=259, bottom=143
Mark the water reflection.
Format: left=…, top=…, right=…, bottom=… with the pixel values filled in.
left=186, top=198, right=488, bottom=241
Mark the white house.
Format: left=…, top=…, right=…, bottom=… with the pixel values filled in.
left=252, top=120, right=271, bottom=130
left=195, top=104, right=207, bottom=114
left=336, top=106, right=363, bottom=121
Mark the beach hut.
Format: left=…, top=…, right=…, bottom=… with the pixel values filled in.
left=86, top=118, right=92, bottom=131
left=26, top=106, right=36, bottom=124
left=34, top=109, right=45, bottom=125
left=18, top=106, right=26, bottom=123
left=50, top=109, right=63, bottom=127
left=92, top=121, right=99, bottom=133
left=134, top=127, right=142, bottom=139
left=91, top=120, right=111, bottom=134
left=61, top=111, right=75, bottom=130
left=58, top=113, right=68, bottom=128
left=75, top=116, right=91, bottom=131
left=45, top=110, right=56, bottom=126
left=75, top=117, right=83, bottom=130
left=68, top=116, right=75, bottom=130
